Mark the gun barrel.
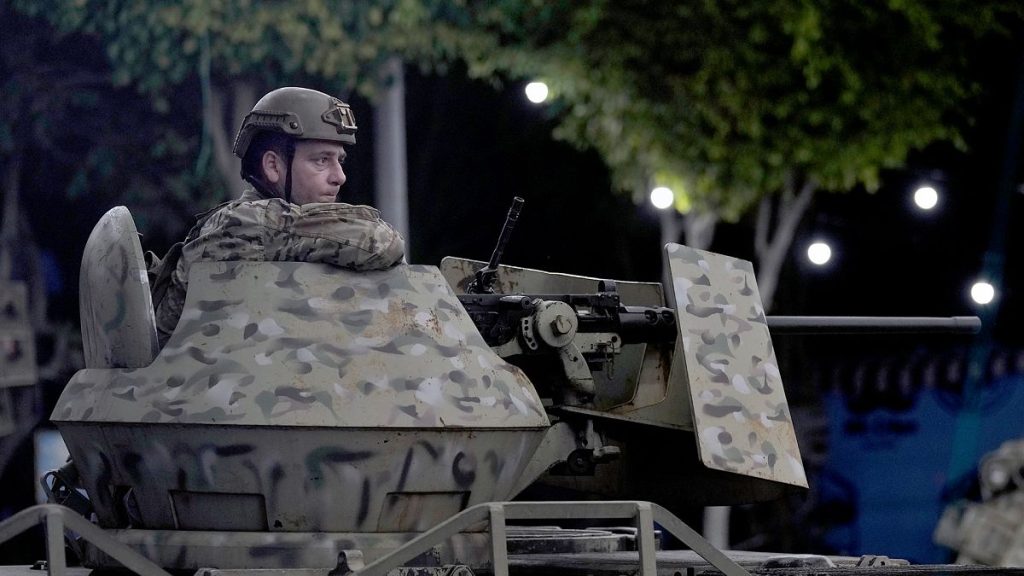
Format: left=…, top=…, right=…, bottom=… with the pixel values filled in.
left=765, top=315, right=981, bottom=335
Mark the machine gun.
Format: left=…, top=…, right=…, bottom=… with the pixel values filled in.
left=454, top=199, right=980, bottom=408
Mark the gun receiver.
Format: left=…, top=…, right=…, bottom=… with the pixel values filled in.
left=458, top=291, right=678, bottom=349
left=467, top=196, right=525, bottom=294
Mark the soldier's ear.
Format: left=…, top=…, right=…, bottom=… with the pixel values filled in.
left=262, top=150, right=284, bottom=184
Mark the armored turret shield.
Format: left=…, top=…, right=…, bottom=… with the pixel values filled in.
left=79, top=206, right=159, bottom=369
left=55, top=260, right=549, bottom=534
left=666, top=243, right=807, bottom=488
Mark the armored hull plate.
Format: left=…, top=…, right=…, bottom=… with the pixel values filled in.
left=78, top=206, right=159, bottom=369
left=61, top=424, right=543, bottom=533
left=54, top=262, right=549, bottom=533
left=56, top=262, right=547, bottom=429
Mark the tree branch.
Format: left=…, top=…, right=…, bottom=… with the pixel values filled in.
left=773, top=179, right=816, bottom=251
left=755, top=177, right=817, bottom=311
left=683, top=210, right=718, bottom=250
left=232, top=81, right=257, bottom=136
left=754, top=195, right=770, bottom=258
left=207, top=84, right=245, bottom=199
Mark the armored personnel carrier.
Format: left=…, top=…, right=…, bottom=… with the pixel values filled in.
left=0, top=203, right=1001, bottom=576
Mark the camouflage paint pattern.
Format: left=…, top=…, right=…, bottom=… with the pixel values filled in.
left=54, top=261, right=549, bottom=532
left=156, top=191, right=406, bottom=346
left=666, top=243, right=807, bottom=488
left=61, top=262, right=544, bottom=427
left=61, top=424, right=542, bottom=534
left=78, top=206, right=159, bottom=369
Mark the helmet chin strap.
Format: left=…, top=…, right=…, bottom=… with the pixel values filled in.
left=283, top=140, right=296, bottom=204
left=240, top=170, right=277, bottom=199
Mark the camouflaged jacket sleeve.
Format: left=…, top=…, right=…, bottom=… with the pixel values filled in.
left=186, top=199, right=406, bottom=270
left=154, top=199, right=405, bottom=346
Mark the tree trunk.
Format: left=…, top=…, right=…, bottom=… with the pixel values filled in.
left=207, top=80, right=257, bottom=200
left=659, top=208, right=682, bottom=306
left=754, top=177, right=816, bottom=311
left=682, top=210, right=718, bottom=250
left=658, top=209, right=719, bottom=307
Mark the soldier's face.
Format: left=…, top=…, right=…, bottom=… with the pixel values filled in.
left=287, top=140, right=348, bottom=205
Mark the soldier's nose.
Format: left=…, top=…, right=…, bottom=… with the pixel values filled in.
left=330, top=165, right=346, bottom=187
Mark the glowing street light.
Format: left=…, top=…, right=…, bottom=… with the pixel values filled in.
left=914, top=185, right=939, bottom=210
left=970, top=281, right=995, bottom=305
left=807, top=241, right=832, bottom=266
left=650, top=186, right=674, bottom=210
left=525, top=81, right=549, bottom=104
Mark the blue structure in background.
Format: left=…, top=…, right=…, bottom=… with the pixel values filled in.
left=821, top=373, right=1024, bottom=563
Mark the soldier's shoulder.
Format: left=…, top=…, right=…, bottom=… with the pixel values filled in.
left=204, top=198, right=287, bottom=222
left=302, top=202, right=384, bottom=221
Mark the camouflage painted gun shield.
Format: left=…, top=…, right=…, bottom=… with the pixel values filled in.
left=666, top=243, right=807, bottom=488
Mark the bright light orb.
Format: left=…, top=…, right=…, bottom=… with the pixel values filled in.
left=650, top=186, right=674, bottom=210
left=807, top=242, right=832, bottom=266
left=970, top=281, right=995, bottom=305
left=525, top=81, right=549, bottom=104
left=914, top=186, right=939, bottom=210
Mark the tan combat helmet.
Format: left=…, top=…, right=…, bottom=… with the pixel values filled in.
left=231, top=86, right=358, bottom=159
left=233, top=87, right=358, bottom=202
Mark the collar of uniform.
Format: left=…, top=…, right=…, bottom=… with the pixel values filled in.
left=239, top=183, right=278, bottom=202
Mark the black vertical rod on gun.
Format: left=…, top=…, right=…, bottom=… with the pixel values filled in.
left=467, top=197, right=525, bottom=294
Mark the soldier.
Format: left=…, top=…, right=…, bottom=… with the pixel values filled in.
left=153, top=87, right=406, bottom=346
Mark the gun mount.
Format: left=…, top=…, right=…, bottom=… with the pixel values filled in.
left=11, top=206, right=989, bottom=576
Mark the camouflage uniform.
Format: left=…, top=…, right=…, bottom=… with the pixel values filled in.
left=154, top=186, right=405, bottom=346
